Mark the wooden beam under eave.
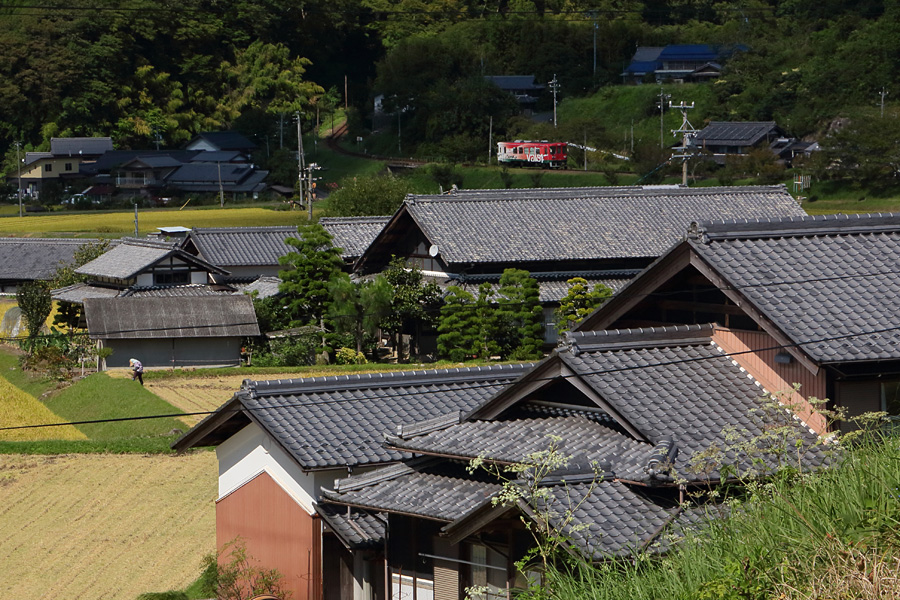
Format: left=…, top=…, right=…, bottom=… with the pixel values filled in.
left=576, top=244, right=693, bottom=332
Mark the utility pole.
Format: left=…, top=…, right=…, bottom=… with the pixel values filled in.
left=397, top=110, right=401, bottom=154
left=880, top=87, right=889, bottom=117
left=669, top=100, right=697, bottom=186
left=488, top=115, right=493, bottom=165
left=306, top=162, right=320, bottom=221
left=295, top=111, right=305, bottom=204
left=549, top=74, right=560, bottom=128
left=134, top=203, right=139, bottom=236
left=14, top=141, right=22, bottom=218
left=592, top=18, right=598, bottom=78
left=217, top=161, right=224, bottom=208
left=658, top=86, right=671, bottom=149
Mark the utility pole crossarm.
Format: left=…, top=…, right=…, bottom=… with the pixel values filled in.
left=668, top=100, right=697, bottom=186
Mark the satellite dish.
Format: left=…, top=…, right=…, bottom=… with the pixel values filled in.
left=428, top=244, right=439, bottom=257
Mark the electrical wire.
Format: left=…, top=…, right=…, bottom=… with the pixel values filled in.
left=2, top=321, right=899, bottom=433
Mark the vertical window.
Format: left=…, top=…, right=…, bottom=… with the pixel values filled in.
left=64, top=162, right=73, bottom=171
left=43, top=163, right=53, bottom=173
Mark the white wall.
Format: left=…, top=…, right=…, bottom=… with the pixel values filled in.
left=216, top=422, right=334, bottom=514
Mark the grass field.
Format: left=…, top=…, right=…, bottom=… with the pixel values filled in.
left=0, top=452, right=216, bottom=600
left=0, top=376, right=85, bottom=442
left=0, top=206, right=323, bottom=237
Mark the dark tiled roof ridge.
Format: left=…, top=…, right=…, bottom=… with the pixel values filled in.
left=243, top=362, right=534, bottom=397
left=0, top=237, right=98, bottom=245
left=331, top=457, right=438, bottom=493
left=118, top=237, right=180, bottom=250
left=455, top=268, right=642, bottom=282
left=319, top=216, right=391, bottom=224
left=564, top=323, right=717, bottom=354
left=705, top=120, right=777, bottom=125
left=406, top=184, right=788, bottom=204
left=690, top=213, right=900, bottom=242
left=392, top=411, right=464, bottom=440
left=191, top=225, right=300, bottom=233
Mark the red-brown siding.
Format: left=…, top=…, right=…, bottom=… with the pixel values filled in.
left=216, top=471, right=322, bottom=600
left=712, top=327, right=828, bottom=434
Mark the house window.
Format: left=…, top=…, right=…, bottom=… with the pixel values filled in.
left=467, top=544, right=507, bottom=599
left=43, top=163, right=53, bottom=173
left=154, top=271, right=190, bottom=285
left=64, top=162, right=73, bottom=171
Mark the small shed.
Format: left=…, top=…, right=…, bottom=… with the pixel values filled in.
left=84, top=295, right=260, bottom=368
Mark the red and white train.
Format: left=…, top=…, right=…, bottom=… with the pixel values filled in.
left=497, top=140, right=568, bottom=168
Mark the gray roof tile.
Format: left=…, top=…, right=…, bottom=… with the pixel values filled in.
left=234, top=364, right=533, bottom=470
left=692, top=121, right=779, bottom=146
left=76, top=237, right=226, bottom=280
left=689, top=214, right=900, bottom=363
left=0, top=238, right=98, bottom=282
left=319, top=216, right=390, bottom=260
left=316, top=504, right=385, bottom=549
left=382, top=185, right=804, bottom=266
left=187, top=227, right=302, bottom=267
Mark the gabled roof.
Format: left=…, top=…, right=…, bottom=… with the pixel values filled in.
left=187, top=131, right=256, bottom=152
left=0, top=238, right=99, bottom=282
left=83, top=295, right=259, bottom=339
left=355, top=185, right=805, bottom=272
left=237, top=276, right=282, bottom=299
left=189, top=150, right=246, bottom=163
left=120, top=156, right=183, bottom=169
left=577, top=213, right=900, bottom=365
left=319, top=217, right=390, bottom=261
left=469, top=324, right=823, bottom=479
left=171, top=363, right=534, bottom=470
left=76, top=238, right=228, bottom=281
left=657, top=44, right=718, bottom=61
left=24, top=151, right=53, bottom=166
left=50, top=137, right=113, bottom=157
left=185, top=226, right=302, bottom=267
left=692, top=121, right=780, bottom=147
left=83, top=150, right=199, bottom=175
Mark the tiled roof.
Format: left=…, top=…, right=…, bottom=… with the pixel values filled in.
left=316, top=504, right=385, bottom=549
left=323, top=460, right=680, bottom=558
left=688, top=213, right=900, bottom=363
left=51, top=282, right=121, bottom=303
left=76, top=238, right=226, bottom=280
left=174, top=363, right=533, bottom=469
left=165, top=164, right=267, bottom=193
left=237, top=276, right=282, bottom=299
left=83, top=295, right=259, bottom=339
left=366, top=185, right=803, bottom=267
left=692, top=122, right=779, bottom=146
left=484, top=75, right=544, bottom=91
left=323, top=459, right=501, bottom=522
left=187, top=227, right=302, bottom=267
left=189, top=131, right=256, bottom=151
left=0, top=238, right=98, bottom=282
left=120, top=284, right=232, bottom=298
left=238, top=364, right=532, bottom=470
left=319, top=217, right=390, bottom=260
left=386, top=412, right=651, bottom=480
left=50, top=137, right=113, bottom=156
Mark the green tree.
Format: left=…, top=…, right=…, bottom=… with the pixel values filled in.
left=50, top=239, right=112, bottom=332
left=494, top=269, right=543, bottom=360
left=16, top=281, right=52, bottom=343
left=381, top=256, right=442, bottom=361
left=821, top=108, right=900, bottom=188
left=328, top=273, right=393, bottom=354
left=326, top=174, right=413, bottom=217
left=437, top=286, right=478, bottom=361
left=200, top=537, right=289, bottom=600
left=277, top=223, right=344, bottom=332
left=554, top=278, right=612, bottom=335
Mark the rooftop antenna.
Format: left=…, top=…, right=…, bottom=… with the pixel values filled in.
left=669, top=100, right=697, bottom=186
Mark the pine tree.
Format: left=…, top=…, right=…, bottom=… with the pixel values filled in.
left=277, top=223, right=344, bottom=330
left=495, top=269, right=543, bottom=361
left=437, top=286, right=477, bottom=361
left=328, top=273, right=393, bottom=354
left=554, top=277, right=613, bottom=335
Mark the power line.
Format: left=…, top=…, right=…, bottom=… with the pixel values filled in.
left=3, top=321, right=900, bottom=433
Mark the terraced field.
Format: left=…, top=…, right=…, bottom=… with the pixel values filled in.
left=0, top=452, right=216, bottom=600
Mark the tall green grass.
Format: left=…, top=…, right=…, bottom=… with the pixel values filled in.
left=539, top=435, right=900, bottom=600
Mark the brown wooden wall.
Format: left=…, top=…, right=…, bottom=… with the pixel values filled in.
left=712, top=327, right=828, bottom=433
left=216, top=471, right=322, bottom=600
